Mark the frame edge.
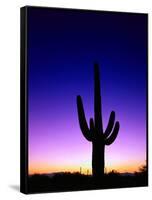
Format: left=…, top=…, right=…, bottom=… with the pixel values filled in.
left=20, top=6, right=28, bottom=194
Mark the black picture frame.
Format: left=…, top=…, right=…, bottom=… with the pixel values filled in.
left=20, top=6, right=148, bottom=194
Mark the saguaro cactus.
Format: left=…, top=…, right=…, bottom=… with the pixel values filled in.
left=76, top=63, right=120, bottom=179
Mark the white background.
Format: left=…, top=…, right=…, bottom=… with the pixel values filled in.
left=0, top=0, right=151, bottom=199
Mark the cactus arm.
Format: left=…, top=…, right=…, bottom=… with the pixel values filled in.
left=104, top=111, right=115, bottom=139
left=104, top=121, right=120, bottom=145
left=89, top=118, right=95, bottom=132
left=94, top=63, right=103, bottom=133
left=77, top=95, right=92, bottom=141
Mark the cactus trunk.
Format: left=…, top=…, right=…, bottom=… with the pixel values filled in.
left=92, top=64, right=104, bottom=178
left=92, top=141, right=105, bottom=179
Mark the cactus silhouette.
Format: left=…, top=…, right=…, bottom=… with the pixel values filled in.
left=76, top=63, right=120, bottom=179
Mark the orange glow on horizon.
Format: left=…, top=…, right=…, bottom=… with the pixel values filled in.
left=28, top=161, right=146, bottom=175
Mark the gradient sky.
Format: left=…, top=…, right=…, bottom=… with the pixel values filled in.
left=27, top=7, right=147, bottom=175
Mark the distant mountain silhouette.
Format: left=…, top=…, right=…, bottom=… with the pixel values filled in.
left=77, top=63, right=120, bottom=179
left=28, top=166, right=147, bottom=193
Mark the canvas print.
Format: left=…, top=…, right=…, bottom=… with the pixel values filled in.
left=20, top=6, right=148, bottom=194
